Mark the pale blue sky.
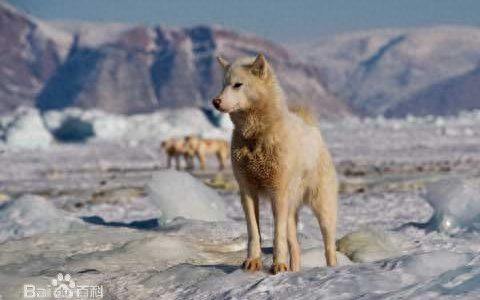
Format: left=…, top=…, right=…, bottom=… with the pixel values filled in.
left=8, top=0, right=480, bottom=42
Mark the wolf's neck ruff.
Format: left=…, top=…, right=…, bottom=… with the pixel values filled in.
left=230, top=79, right=288, bottom=139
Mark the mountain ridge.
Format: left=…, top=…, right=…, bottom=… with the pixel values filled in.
left=294, top=25, right=480, bottom=117
left=0, top=2, right=350, bottom=119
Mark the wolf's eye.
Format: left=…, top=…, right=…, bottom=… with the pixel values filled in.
left=233, top=82, right=243, bottom=89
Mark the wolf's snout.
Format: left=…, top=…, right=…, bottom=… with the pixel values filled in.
left=212, top=98, right=222, bottom=109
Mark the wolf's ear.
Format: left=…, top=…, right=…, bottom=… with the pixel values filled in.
left=216, top=56, right=230, bottom=70
left=250, top=53, right=268, bottom=79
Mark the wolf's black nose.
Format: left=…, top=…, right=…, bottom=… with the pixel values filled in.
left=212, top=98, right=222, bottom=109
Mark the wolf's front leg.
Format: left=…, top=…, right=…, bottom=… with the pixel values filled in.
left=241, top=190, right=262, bottom=272
left=271, top=193, right=289, bottom=274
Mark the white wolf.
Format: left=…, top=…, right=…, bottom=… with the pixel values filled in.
left=212, top=54, right=338, bottom=273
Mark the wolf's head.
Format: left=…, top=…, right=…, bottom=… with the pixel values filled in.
left=160, top=139, right=171, bottom=149
left=212, top=54, right=279, bottom=114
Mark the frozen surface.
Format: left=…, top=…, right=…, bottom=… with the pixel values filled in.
left=0, top=109, right=479, bottom=299
left=147, top=170, right=227, bottom=222
left=2, top=106, right=480, bottom=156
left=424, top=178, right=480, bottom=235
left=0, top=107, right=232, bottom=148
left=0, top=188, right=479, bottom=299
left=0, top=195, right=83, bottom=243
left=42, top=107, right=232, bottom=143
left=1, top=107, right=53, bottom=149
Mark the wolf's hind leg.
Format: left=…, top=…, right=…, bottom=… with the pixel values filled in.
left=288, top=211, right=301, bottom=271
left=311, top=186, right=337, bottom=267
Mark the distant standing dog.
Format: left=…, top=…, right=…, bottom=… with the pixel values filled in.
left=184, top=135, right=229, bottom=171
left=160, top=137, right=193, bottom=170
left=212, top=54, right=338, bottom=273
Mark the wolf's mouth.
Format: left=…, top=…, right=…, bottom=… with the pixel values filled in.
left=215, top=103, right=239, bottom=114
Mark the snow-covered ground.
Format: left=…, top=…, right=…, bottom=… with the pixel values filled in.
left=1, top=176, right=479, bottom=299
left=0, top=108, right=480, bottom=299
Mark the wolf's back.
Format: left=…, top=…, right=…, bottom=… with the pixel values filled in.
left=289, top=105, right=317, bottom=125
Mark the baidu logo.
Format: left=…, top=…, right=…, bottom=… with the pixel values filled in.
left=23, top=273, right=103, bottom=299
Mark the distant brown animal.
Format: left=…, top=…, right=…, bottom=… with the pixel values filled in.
left=212, top=54, right=338, bottom=274
left=184, top=135, right=229, bottom=171
left=160, top=137, right=193, bottom=170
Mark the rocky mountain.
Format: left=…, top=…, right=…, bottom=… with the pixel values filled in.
left=0, top=2, right=349, bottom=119
left=295, top=26, right=480, bottom=117
left=385, top=65, right=480, bottom=117
left=5, top=1, right=478, bottom=119
left=0, top=1, right=72, bottom=113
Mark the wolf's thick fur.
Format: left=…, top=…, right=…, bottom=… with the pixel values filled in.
left=184, top=136, right=229, bottom=171
left=213, top=54, right=338, bottom=273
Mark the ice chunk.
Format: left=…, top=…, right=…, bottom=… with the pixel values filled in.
left=41, top=109, right=65, bottom=130
left=43, top=108, right=126, bottom=141
left=92, top=114, right=129, bottom=140
left=0, top=195, right=83, bottom=243
left=2, top=107, right=53, bottom=149
left=336, top=229, right=402, bottom=262
left=147, top=170, right=227, bottom=222
left=42, top=107, right=231, bottom=143
left=424, top=178, right=480, bottom=235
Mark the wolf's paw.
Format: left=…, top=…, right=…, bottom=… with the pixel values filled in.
left=271, top=262, right=289, bottom=274
left=242, top=258, right=262, bottom=272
